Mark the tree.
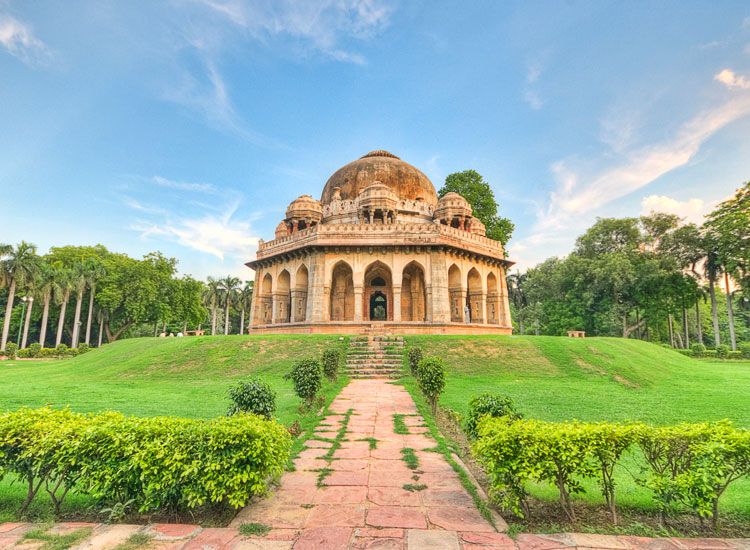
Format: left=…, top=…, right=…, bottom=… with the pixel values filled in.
left=54, top=268, right=73, bottom=347
left=220, top=276, right=242, bottom=335
left=203, top=277, right=222, bottom=335
left=69, top=261, right=88, bottom=348
left=168, top=276, right=206, bottom=332
left=36, top=260, right=61, bottom=348
left=238, top=281, right=254, bottom=335
left=439, top=170, right=514, bottom=244
left=84, top=260, right=106, bottom=345
left=1, top=242, right=40, bottom=351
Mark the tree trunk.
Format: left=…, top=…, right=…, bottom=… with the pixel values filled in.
left=622, top=314, right=627, bottom=338
left=725, top=272, right=737, bottom=351
left=240, top=308, right=245, bottom=335
left=668, top=314, right=675, bottom=348
left=224, top=304, right=230, bottom=335
left=682, top=306, right=689, bottom=349
left=211, top=306, right=217, bottom=335
left=104, top=320, right=134, bottom=342
left=21, top=299, right=34, bottom=349
left=71, top=288, right=84, bottom=348
left=55, top=290, right=70, bottom=347
left=709, top=279, right=721, bottom=347
left=1, top=278, right=16, bottom=351
left=85, top=284, right=95, bottom=345
left=39, top=290, right=50, bottom=347
left=694, top=300, right=703, bottom=345
left=97, top=317, right=104, bottom=347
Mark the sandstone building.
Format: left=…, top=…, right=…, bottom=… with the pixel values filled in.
left=247, top=150, right=513, bottom=334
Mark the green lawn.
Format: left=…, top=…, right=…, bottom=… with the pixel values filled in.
left=403, top=335, right=750, bottom=523
left=0, top=334, right=349, bottom=522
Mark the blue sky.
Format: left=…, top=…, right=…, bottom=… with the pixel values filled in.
left=1, top=1, right=749, bottom=280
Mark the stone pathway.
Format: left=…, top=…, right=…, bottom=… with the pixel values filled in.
left=2, top=379, right=749, bottom=548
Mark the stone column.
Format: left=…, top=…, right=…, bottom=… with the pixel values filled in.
left=450, top=288, right=466, bottom=322
left=354, top=286, right=363, bottom=321
left=487, top=293, right=500, bottom=324
left=307, top=253, right=326, bottom=322
left=393, top=285, right=402, bottom=322
left=291, top=289, right=307, bottom=322
left=248, top=269, right=261, bottom=326
left=429, top=252, right=451, bottom=323
left=469, top=291, right=485, bottom=324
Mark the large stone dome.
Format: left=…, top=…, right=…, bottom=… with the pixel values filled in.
left=321, top=150, right=438, bottom=206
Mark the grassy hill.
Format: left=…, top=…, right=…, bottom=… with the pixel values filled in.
left=406, top=334, right=750, bottom=426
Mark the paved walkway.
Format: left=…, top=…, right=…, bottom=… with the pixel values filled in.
left=1, top=379, right=749, bottom=548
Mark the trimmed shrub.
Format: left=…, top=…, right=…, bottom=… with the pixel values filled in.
left=716, top=344, right=730, bottom=358
left=0, top=407, right=291, bottom=514
left=77, top=343, right=90, bottom=354
left=321, top=348, right=341, bottom=381
left=27, top=343, right=41, bottom=358
left=287, top=359, right=322, bottom=408
left=739, top=342, right=750, bottom=360
left=227, top=377, right=277, bottom=419
left=691, top=343, right=707, bottom=357
left=408, top=346, right=423, bottom=375
left=4, top=342, right=18, bottom=360
left=464, top=393, right=523, bottom=440
left=416, top=357, right=446, bottom=415
left=17, top=348, right=30, bottom=359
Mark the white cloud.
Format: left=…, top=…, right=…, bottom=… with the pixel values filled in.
left=640, top=195, right=707, bottom=224
left=523, top=58, right=545, bottom=109
left=152, top=175, right=217, bottom=193
left=133, top=201, right=260, bottom=261
left=523, top=90, right=544, bottom=110
left=0, top=13, right=50, bottom=65
left=715, top=68, right=750, bottom=90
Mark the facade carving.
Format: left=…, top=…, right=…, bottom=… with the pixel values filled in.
left=247, top=150, right=513, bottom=334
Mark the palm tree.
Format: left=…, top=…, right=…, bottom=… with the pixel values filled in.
left=37, top=261, right=61, bottom=348
left=20, top=275, right=39, bottom=349
left=506, top=271, right=527, bottom=335
left=703, top=243, right=723, bottom=347
left=1, top=241, right=40, bottom=351
left=69, top=262, right=89, bottom=348
left=55, top=268, right=73, bottom=347
left=84, top=261, right=105, bottom=345
left=238, top=280, right=254, bottom=335
left=203, top=277, right=222, bottom=335
left=220, top=276, right=242, bottom=335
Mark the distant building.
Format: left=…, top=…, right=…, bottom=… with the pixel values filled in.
left=247, top=150, right=513, bottom=334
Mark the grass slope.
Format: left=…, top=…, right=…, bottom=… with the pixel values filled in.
left=405, top=334, right=750, bottom=527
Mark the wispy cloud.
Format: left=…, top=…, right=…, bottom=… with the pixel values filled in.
left=152, top=175, right=217, bottom=193
left=522, top=57, right=546, bottom=110
left=640, top=195, right=708, bottom=224
left=715, top=68, right=750, bottom=90
left=0, top=13, right=50, bottom=66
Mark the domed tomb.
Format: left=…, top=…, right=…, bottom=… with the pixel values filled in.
left=321, top=150, right=438, bottom=207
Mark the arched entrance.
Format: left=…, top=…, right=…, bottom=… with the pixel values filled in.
left=293, top=265, right=309, bottom=322
left=402, top=261, right=427, bottom=321
left=370, top=291, right=388, bottom=320
left=275, top=270, right=291, bottom=323
left=364, top=261, right=392, bottom=321
left=330, top=261, right=354, bottom=321
left=260, top=273, right=273, bottom=324
left=448, top=264, right=463, bottom=322
left=467, top=268, right=484, bottom=324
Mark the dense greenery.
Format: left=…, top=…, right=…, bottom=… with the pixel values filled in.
left=227, top=378, right=277, bottom=419
left=286, top=358, right=323, bottom=408
left=510, top=186, right=750, bottom=351
left=0, top=242, right=255, bottom=353
left=407, top=346, right=423, bottom=375
left=415, top=356, right=446, bottom=414
left=474, top=417, right=750, bottom=529
left=0, top=407, right=291, bottom=514
left=464, top=393, right=522, bottom=440
left=439, top=170, right=515, bottom=244
left=321, top=347, right=341, bottom=381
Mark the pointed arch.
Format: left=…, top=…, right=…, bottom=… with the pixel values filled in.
left=259, top=273, right=273, bottom=324
left=364, top=261, right=393, bottom=321
left=293, top=264, right=309, bottom=322
left=467, top=267, right=484, bottom=324
left=448, top=263, right=464, bottom=322
left=487, top=271, right=499, bottom=324
left=330, top=261, right=354, bottom=321
left=402, top=260, right=426, bottom=322
left=275, top=269, right=291, bottom=323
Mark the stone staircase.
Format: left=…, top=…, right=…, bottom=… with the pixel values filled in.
left=345, top=331, right=405, bottom=379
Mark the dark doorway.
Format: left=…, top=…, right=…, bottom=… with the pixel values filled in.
left=370, top=291, right=387, bottom=321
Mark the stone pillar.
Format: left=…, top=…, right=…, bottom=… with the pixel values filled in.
left=291, top=289, right=307, bottom=322
left=449, top=288, right=466, bottom=322
left=261, top=296, right=273, bottom=324
left=354, top=286, right=363, bottom=321
left=429, top=252, right=451, bottom=323
left=308, top=254, right=326, bottom=322
left=272, top=292, right=290, bottom=324
left=469, top=291, right=485, bottom=324
left=393, top=285, right=402, bottom=322
left=248, top=269, right=261, bottom=326
left=487, top=292, right=500, bottom=324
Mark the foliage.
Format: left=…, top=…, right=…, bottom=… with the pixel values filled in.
left=691, top=343, right=706, bottom=357
left=286, top=358, right=323, bottom=407
left=464, top=393, right=523, bottom=440
left=416, top=356, right=446, bottom=414
left=407, top=346, right=423, bottom=375
left=3, top=342, right=18, bottom=359
left=704, top=182, right=750, bottom=292
left=439, top=170, right=514, bottom=244
left=321, top=348, right=341, bottom=381
left=0, top=407, right=291, bottom=514
left=740, top=342, right=750, bottom=359
left=27, top=343, right=41, bottom=358
left=716, top=344, right=730, bottom=358
left=227, top=377, right=277, bottom=419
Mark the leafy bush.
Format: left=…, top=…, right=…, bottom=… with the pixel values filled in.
left=287, top=359, right=322, bottom=407
left=716, top=344, right=730, bottom=358
left=473, top=417, right=750, bottom=528
left=227, top=377, right=277, bottom=419
left=416, top=357, right=446, bottom=414
left=739, top=342, right=750, bottom=359
left=691, top=343, right=706, bottom=357
left=17, top=348, right=30, bottom=359
left=408, top=346, right=423, bottom=375
left=0, top=407, right=291, bottom=514
left=464, top=393, right=523, bottom=440
left=56, top=343, right=68, bottom=354
left=27, top=343, right=41, bottom=358
left=77, top=343, right=90, bottom=354
left=4, top=342, right=18, bottom=360
left=321, top=348, right=341, bottom=381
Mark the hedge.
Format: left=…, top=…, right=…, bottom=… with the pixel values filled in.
left=473, top=417, right=750, bottom=528
left=0, top=407, right=291, bottom=514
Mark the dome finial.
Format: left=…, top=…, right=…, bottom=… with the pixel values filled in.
left=361, top=150, right=399, bottom=160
